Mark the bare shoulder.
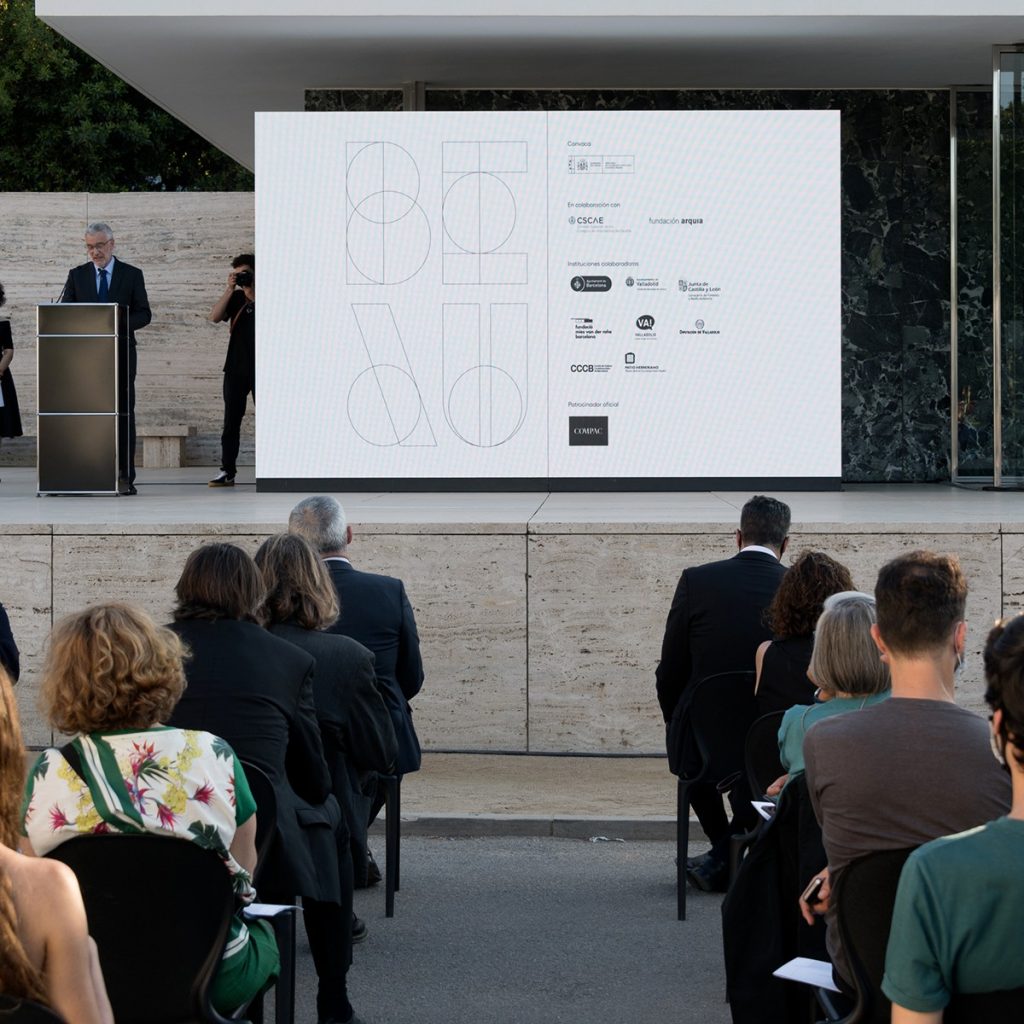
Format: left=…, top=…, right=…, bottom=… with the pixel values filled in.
left=3, top=850, right=81, bottom=912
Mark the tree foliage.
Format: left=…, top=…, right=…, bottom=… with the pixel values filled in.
left=0, top=0, right=253, bottom=191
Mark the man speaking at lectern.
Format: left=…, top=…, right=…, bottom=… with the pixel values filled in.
left=61, top=222, right=151, bottom=494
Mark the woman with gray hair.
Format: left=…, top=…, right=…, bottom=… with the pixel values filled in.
left=776, top=591, right=891, bottom=781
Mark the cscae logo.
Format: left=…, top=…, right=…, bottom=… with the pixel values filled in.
left=636, top=315, right=655, bottom=331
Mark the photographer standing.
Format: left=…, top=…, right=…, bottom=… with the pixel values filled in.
left=208, top=254, right=255, bottom=487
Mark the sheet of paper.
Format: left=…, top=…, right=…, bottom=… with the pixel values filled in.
left=242, top=903, right=301, bottom=918
left=772, top=957, right=840, bottom=992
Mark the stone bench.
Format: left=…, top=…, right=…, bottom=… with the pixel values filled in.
left=138, top=424, right=196, bottom=468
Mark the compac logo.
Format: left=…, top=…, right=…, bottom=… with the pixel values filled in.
left=569, top=416, right=609, bottom=446
left=636, top=315, right=655, bottom=331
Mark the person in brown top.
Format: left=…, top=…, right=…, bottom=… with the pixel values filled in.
left=799, top=550, right=1011, bottom=990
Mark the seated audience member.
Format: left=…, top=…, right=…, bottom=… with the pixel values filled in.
left=289, top=495, right=424, bottom=886
left=0, top=599, right=18, bottom=681
left=655, top=495, right=791, bottom=893
left=21, top=604, right=276, bottom=1016
left=0, top=666, right=113, bottom=1024
left=799, top=551, right=1011, bottom=992
left=255, top=532, right=398, bottom=925
left=166, top=544, right=363, bottom=1024
left=776, top=591, right=890, bottom=781
left=883, top=613, right=1024, bottom=1022
left=755, top=551, right=853, bottom=715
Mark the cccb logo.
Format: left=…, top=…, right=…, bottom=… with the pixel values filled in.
left=571, top=364, right=595, bottom=373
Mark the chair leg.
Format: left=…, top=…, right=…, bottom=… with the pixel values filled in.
left=383, top=775, right=399, bottom=918
left=270, top=906, right=297, bottom=1024
left=394, top=776, right=401, bottom=893
left=677, top=779, right=690, bottom=921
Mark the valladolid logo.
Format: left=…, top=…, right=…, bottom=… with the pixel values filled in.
left=636, top=315, right=655, bottom=331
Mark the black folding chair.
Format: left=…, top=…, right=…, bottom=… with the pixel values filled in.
left=239, top=760, right=299, bottom=1024
left=47, top=835, right=245, bottom=1024
left=670, top=670, right=758, bottom=920
left=729, top=710, right=786, bottom=877
left=816, top=846, right=916, bottom=1024
left=0, top=996, right=65, bottom=1023
left=946, top=986, right=1024, bottom=1022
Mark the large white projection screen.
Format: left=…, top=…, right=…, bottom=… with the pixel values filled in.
left=255, top=110, right=841, bottom=490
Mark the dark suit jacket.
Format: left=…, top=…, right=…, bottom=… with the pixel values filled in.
left=325, top=559, right=424, bottom=774
left=62, top=259, right=151, bottom=344
left=655, top=549, right=787, bottom=724
left=269, top=621, right=398, bottom=881
left=0, top=603, right=18, bottom=682
left=167, top=618, right=342, bottom=903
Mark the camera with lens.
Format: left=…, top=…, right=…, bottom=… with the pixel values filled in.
left=234, top=270, right=254, bottom=288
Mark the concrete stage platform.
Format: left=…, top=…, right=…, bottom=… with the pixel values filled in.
left=5, top=467, right=1024, bottom=763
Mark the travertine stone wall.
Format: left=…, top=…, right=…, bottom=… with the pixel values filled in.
left=1, top=192, right=255, bottom=466
left=6, top=521, right=1016, bottom=751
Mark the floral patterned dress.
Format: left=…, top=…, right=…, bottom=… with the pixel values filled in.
left=21, top=726, right=279, bottom=1011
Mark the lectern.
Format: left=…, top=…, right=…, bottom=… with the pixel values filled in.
left=37, top=303, right=128, bottom=495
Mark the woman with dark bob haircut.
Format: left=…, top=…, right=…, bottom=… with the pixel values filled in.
left=883, top=613, right=1024, bottom=1020
left=754, top=550, right=853, bottom=714
left=23, top=603, right=277, bottom=1015
left=255, top=533, right=397, bottom=889
left=167, top=543, right=365, bottom=1024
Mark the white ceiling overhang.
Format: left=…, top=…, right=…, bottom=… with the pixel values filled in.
left=36, top=1, right=1024, bottom=169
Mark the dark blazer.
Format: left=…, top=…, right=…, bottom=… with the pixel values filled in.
left=325, top=559, right=424, bottom=774
left=167, top=618, right=342, bottom=903
left=269, top=621, right=398, bottom=882
left=0, top=603, right=18, bottom=682
left=655, top=549, right=787, bottom=723
left=62, top=259, right=151, bottom=344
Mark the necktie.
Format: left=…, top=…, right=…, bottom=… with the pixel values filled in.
left=98, top=268, right=109, bottom=302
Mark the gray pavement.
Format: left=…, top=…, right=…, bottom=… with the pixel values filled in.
left=289, top=836, right=730, bottom=1024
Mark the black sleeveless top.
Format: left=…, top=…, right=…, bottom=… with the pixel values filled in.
left=755, top=635, right=815, bottom=716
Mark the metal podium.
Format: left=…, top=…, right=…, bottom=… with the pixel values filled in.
left=37, top=303, right=129, bottom=495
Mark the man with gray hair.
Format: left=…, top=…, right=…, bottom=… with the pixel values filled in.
left=289, top=495, right=424, bottom=884
left=61, top=222, right=151, bottom=494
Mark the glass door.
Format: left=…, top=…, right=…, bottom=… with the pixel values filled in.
left=993, top=46, right=1024, bottom=486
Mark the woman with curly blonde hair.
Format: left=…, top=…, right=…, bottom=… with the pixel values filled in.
left=23, top=603, right=278, bottom=1015
left=0, top=664, right=112, bottom=1022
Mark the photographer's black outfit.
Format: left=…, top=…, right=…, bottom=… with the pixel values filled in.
left=217, top=289, right=255, bottom=481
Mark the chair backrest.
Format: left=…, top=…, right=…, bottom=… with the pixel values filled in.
left=0, top=995, right=65, bottom=1023
left=945, top=986, right=1024, bottom=1023
left=239, top=758, right=278, bottom=878
left=47, top=835, right=235, bottom=1024
left=833, top=846, right=916, bottom=1024
left=687, top=670, right=758, bottom=784
left=744, top=710, right=785, bottom=799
